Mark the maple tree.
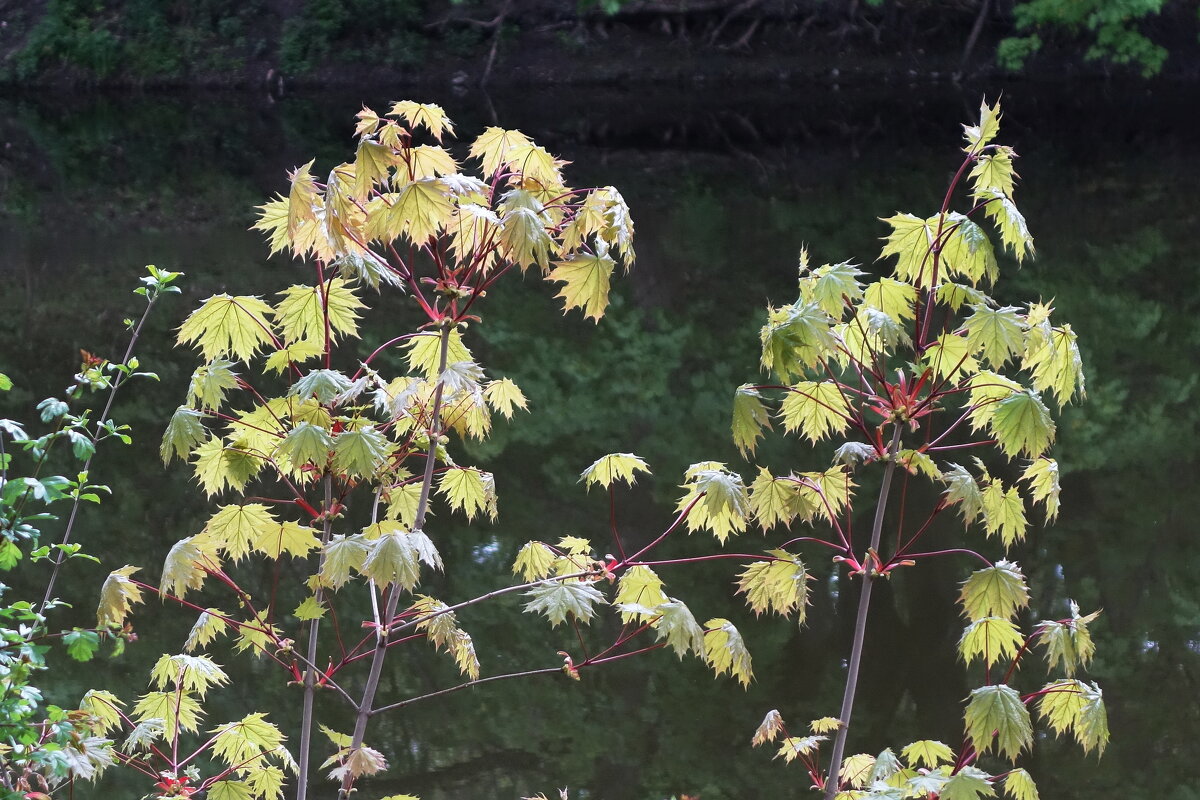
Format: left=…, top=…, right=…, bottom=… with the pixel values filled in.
left=727, top=101, right=1106, bottom=798
left=82, top=102, right=768, bottom=800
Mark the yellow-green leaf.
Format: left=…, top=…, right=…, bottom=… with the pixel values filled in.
left=614, top=566, right=669, bottom=623
left=1003, top=768, right=1039, bottom=800
left=438, top=467, right=496, bottom=521
left=737, top=550, right=810, bottom=621
left=469, top=126, right=533, bottom=176
left=178, top=295, right=277, bottom=363
left=982, top=479, right=1027, bottom=548
left=274, top=279, right=365, bottom=344
left=732, top=384, right=771, bottom=456
left=483, top=378, right=528, bottom=419
left=964, top=305, right=1026, bottom=368
left=204, top=504, right=279, bottom=562
left=703, top=618, right=753, bottom=687
left=580, top=452, right=651, bottom=489
left=959, top=560, right=1030, bottom=622
left=389, top=101, right=454, bottom=141
left=293, top=596, right=327, bottom=621
left=512, top=541, right=556, bottom=581
left=863, top=277, right=917, bottom=322
left=547, top=251, right=616, bottom=322
left=880, top=213, right=935, bottom=288
left=779, top=380, right=852, bottom=443
left=1020, top=457, right=1060, bottom=522
left=97, top=565, right=143, bottom=627
left=901, top=740, right=954, bottom=769
left=959, top=617, right=1025, bottom=667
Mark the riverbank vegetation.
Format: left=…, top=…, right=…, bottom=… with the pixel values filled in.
left=2, top=0, right=1196, bottom=86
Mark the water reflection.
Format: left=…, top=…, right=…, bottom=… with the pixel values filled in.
left=0, top=82, right=1197, bottom=799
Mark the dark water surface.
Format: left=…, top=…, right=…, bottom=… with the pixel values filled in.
left=1, top=81, right=1198, bottom=799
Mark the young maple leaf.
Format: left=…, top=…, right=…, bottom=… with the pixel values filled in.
left=965, top=684, right=1031, bottom=761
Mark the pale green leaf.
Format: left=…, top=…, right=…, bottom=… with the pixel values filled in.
left=1039, top=601, right=1100, bottom=676
left=161, top=406, right=207, bottom=465
left=319, top=535, right=369, bottom=590
left=965, top=684, right=1031, bottom=761
left=289, top=368, right=352, bottom=404
left=276, top=422, right=333, bottom=469
left=523, top=580, right=606, bottom=627
left=614, top=566, right=669, bottom=623
left=800, top=260, right=864, bottom=316
left=749, top=468, right=817, bottom=530
left=438, top=466, right=496, bottom=521
left=940, top=766, right=997, bottom=800
left=203, top=503, right=278, bottom=562
left=941, top=463, right=985, bottom=526
left=293, top=596, right=327, bottom=621
left=677, top=462, right=750, bottom=543
left=963, top=99, right=1001, bottom=151
left=960, top=560, right=1030, bottom=622
left=332, top=426, right=393, bottom=478
left=653, top=598, right=705, bottom=658
left=274, top=279, right=364, bottom=344
left=184, top=608, right=228, bottom=652
left=512, top=541, right=557, bottom=581
left=389, top=100, right=455, bottom=140
left=775, top=735, right=826, bottom=763
left=941, top=213, right=998, bottom=285
left=990, top=389, right=1055, bottom=459
left=759, top=301, right=838, bottom=379
left=880, top=213, right=935, bottom=288
left=863, top=277, right=917, bottom=322
left=980, top=190, right=1034, bottom=262
left=483, top=378, right=528, bottom=419
left=971, top=148, right=1017, bottom=200
left=923, top=333, right=978, bottom=381
left=732, top=385, right=771, bottom=456
left=133, top=690, right=204, bottom=740
left=188, top=360, right=239, bottom=411
left=964, top=305, right=1026, bottom=368
left=150, top=653, right=229, bottom=697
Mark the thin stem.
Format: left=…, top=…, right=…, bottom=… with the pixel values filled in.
left=823, top=425, right=903, bottom=800
left=41, top=296, right=158, bottom=610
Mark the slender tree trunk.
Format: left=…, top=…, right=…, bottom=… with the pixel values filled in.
left=338, top=324, right=452, bottom=798
left=823, top=426, right=903, bottom=800
left=295, top=475, right=334, bottom=800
